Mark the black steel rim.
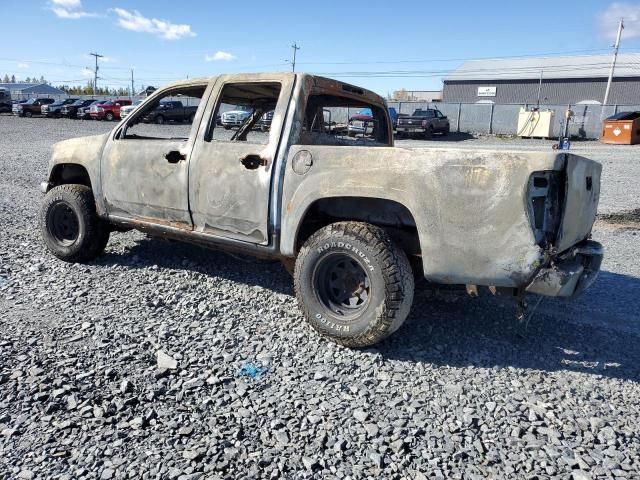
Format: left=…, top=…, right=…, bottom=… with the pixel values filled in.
left=313, top=253, right=371, bottom=318
left=47, top=202, right=79, bottom=246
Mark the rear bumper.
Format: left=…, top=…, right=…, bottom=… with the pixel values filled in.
left=526, top=240, right=603, bottom=298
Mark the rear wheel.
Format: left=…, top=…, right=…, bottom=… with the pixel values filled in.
left=40, top=184, right=110, bottom=262
left=25, top=111, right=33, bottom=118
left=294, top=222, right=414, bottom=348
left=155, top=115, right=165, bottom=125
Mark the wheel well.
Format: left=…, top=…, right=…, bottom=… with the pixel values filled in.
left=294, top=197, right=421, bottom=258
left=49, top=164, right=92, bottom=190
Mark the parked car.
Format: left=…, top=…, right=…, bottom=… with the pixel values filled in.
left=221, top=106, right=253, bottom=129
left=396, top=108, right=450, bottom=139
left=0, top=88, right=11, bottom=113
left=61, top=99, right=96, bottom=119
left=347, top=108, right=375, bottom=137
left=77, top=100, right=101, bottom=120
left=140, top=100, right=197, bottom=124
left=348, top=107, right=399, bottom=137
left=256, top=110, right=274, bottom=131
left=90, top=99, right=132, bottom=121
left=41, top=98, right=79, bottom=118
left=12, top=98, right=55, bottom=117
left=38, top=72, right=603, bottom=348
left=119, top=99, right=143, bottom=120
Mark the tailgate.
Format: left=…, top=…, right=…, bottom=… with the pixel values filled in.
left=556, top=154, right=601, bottom=253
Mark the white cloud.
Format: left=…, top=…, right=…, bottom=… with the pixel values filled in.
left=111, top=8, right=196, bottom=40
left=81, top=68, right=93, bottom=78
left=51, top=0, right=81, bottom=7
left=599, top=3, right=640, bottom=40
left=17, top=63, right=29, bottom=69
left=205, top=51, right=236, bottom=62
left=49, top=0, right=96, bottom=19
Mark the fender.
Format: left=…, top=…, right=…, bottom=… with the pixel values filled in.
left=46, top=133, right=110, bottom=216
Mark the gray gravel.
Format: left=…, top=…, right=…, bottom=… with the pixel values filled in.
left=1, top=116, right=639, bottom=479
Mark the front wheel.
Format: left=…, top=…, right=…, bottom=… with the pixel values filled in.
left=105, top=112, right=114, bottom=121
left=40, top=184, right=110, bottom=262
left=424, top=127, right=434, bottom=140
left=294, top=222, right=414, bottom=348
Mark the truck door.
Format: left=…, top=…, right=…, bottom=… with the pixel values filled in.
left=101, top=82, right=211, bottom=227
left=188, top=75, right=294, bottom=244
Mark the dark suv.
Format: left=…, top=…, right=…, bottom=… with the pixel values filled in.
left=42, top=98, right=79, bottom=118
left=61, top=99, right=97, bottom=119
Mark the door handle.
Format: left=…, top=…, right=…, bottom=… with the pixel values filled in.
left=240, top=154, right=267, bottom=170
left=165, top=151, right=186, bottom=163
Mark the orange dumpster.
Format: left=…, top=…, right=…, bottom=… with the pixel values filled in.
left=601, top=111, right=640, bottom=145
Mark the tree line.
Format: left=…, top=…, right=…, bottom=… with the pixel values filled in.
left=57, top=81, right=131, bottom=96
left=2, top=74, right=48, bottom=84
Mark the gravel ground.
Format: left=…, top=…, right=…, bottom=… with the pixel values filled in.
left=1, top=116, right=639, bottom=480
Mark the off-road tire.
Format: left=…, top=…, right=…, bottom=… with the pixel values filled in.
left=40, top=184, right=110, bottom=263
left=294, top=222, right=414, bottom=348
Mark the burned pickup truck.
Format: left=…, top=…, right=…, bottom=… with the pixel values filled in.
left=39, top=73, right=603, bottom=347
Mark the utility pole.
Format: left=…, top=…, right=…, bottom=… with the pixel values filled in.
left=130, top=68, right=135, bottom=97
left=89, top=52, right=103, bottom=96
left=290, top=43, right=300, bottom=72
left=603, top=19, right=624, bottom=105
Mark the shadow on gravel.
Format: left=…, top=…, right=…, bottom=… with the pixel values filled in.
left=100, top=237, right=639, bottom=382
left=377, top=271, right=640, bottom=383
left=396, top=132, right=475, bottom=143
left=98, top=236, right=294, bottom=295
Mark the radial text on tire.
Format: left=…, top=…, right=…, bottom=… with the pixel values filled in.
left=294, top=222, right=415, bottom=348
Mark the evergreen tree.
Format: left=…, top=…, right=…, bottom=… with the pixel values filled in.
left=2, top=74, right=9, bottom=83
left=10, top=75, right=15, bottom=83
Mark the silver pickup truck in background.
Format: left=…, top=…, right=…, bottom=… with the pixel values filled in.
left=38, top=73, right=603, bottom=348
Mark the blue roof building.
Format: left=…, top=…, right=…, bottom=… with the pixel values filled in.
left=0, top=83, right=66, bottom=96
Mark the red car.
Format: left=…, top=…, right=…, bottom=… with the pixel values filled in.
left=89, top=99, right=132, bottom=121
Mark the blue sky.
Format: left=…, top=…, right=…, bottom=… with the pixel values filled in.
left=2, top=0, right=640, bottom=95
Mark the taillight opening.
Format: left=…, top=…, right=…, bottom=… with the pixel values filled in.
left=527, top=171, right=565, bottom=248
